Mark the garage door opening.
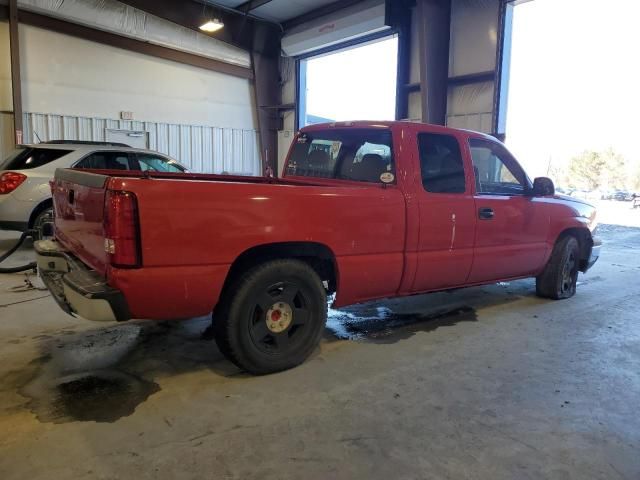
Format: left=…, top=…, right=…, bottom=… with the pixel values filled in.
left=504, top=0, right=640, bottom=228
left=298, top=35, right=398, bottom=127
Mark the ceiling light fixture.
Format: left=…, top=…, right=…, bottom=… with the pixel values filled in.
left=199, top=18, right=224, bottom=33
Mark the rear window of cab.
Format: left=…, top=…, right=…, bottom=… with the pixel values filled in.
left=286, top=129, right=395, bottom=184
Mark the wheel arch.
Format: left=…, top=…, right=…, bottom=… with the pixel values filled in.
left=555, top=227, right=593, bottom=272
left=28, top=197, right=53, bottom=228
left=219, top=242, right=339, bottom=302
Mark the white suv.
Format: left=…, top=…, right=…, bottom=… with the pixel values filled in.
left=0, top=141, right=187, bottom=237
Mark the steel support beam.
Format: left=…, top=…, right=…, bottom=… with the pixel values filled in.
left=493, top=0, right=514, bottom=136
left=390, top=1, right=413, bottom=120
left=119, top=0, right=275, bottom=52
left=17, top=10, right=253, bottom=79
left=416, top=0, right=451, bottom=125
left=236, top=0, right=274, bottom=14
left=8, top=0, right=23, bottom=143
left=251, top=24, right=281, bottom=177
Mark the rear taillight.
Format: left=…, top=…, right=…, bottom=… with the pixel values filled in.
left=0, top=172, right=27, bottom=194
left=104, top=190, right=141, bottom=267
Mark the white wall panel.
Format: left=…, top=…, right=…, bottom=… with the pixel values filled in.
left=21, top=112, right=261, bottom=176
left=213, top=128, right=224, bottom=173
left=446, top=82, right=495, bottom=133
left=449, top=0, right=500, bottom=77
left=222, top=129, right=234, bottom=173
left=18, top=25, right=257, bottom=130
left=408, top=91, right=422, bottom=122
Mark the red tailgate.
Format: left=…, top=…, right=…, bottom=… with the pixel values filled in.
left=52, top=169, right=111, bottom=275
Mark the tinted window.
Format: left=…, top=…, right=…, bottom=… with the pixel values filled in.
left=75, top=152, right=132, bottom=170
left=1, top=147, right=71, bottom=170
left=137, top=154, right=185, bottom=173
left=418, top=133, right=465, bottom=193
left=287, top=129, right=394, bottom=183
left=469, top=139, right=529, bottom=195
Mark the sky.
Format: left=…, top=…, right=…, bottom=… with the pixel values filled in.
left=505, top=0, right=640, bottom=178
left=305, top=36, right=398, bottom=122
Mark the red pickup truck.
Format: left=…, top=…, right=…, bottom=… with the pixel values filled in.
left=36, top=121, right=601, bottom=374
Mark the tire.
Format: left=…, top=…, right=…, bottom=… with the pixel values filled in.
left=213, top=259, right=327, bottom=374
left=32, top=206, right=54, bottom=241
left=536, top=236, right=580, bottom=299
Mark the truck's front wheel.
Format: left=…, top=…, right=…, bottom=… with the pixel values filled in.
left=214, top=259, right=327, bottom=374
left=536, top=235, right=580, bottom=299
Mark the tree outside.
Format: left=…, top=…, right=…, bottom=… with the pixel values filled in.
left=549, top=149, right=640, bottom=192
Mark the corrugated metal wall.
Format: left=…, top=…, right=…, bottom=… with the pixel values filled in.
left=21, top=112, right=262, bottom=176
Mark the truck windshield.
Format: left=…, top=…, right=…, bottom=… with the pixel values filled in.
left=286, top=129, right=394, bottom=183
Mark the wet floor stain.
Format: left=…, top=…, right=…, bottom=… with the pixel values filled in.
left=13, top=317, right=227, bottom=424
left=6, top=285, right=524, bottom=423
left=44, top=371, right=158, bottom=423
left=326, top=305, right=478, bottom=343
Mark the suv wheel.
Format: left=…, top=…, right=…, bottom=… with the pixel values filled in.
left=33, top=207, right=54, bottom=241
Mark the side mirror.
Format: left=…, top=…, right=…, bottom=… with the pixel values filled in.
left=531, top=177, right=555, bottom=196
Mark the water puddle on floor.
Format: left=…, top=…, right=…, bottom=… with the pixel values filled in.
left=11, top=301, right=481, bottom=422
left=15, top=317, right=223, bottom=424
left=47, top=371, right=159, bottom=423
left=326, top=304, right=478, bottom=343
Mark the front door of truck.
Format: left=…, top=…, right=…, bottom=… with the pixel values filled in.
left=466, top=138, right=549, bottom=282
left=412, top=131, right=477, bottom=292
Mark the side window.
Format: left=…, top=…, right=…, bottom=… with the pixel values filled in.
left=469, top=139, right=528, bottom=195
left=1, top=148, right=72, bottom=170
left=339, top=141, right=393, bottom=183
left=75, top=152, right=131, bottom=170
left=418, top=133, right=466, bottom=193
left=137, top=154, right=184, bottom=173
left=287, top=129, right=394, bottom=183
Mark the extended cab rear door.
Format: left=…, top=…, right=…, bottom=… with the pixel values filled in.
left=466, top=137, right=549, bottom=282
left=410, top=129, right=477, bottom=291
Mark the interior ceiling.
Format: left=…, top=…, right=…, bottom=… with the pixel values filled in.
left=208, top=0, right=340, bottom=23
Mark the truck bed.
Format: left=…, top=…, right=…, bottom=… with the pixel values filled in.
left=51, top=167, right=407, bottom=318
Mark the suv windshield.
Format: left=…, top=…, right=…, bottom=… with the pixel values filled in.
left=0, top=147, right=72, bottom=170
left=137, top=154, right=185, bottom=172
left=286, top=129, right=394, bottom=183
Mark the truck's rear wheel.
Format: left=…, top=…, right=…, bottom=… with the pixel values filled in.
left=213, top=259, right=327, bottom=374
left=536, top=236, right=580, bottom=299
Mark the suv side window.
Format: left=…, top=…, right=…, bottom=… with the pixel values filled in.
left=469, top=139, right=529, bottom=195
left=136, top=154, right=184, bottom=173
left=418, top=133, right=466, bottom=193
left=1, top=148, right=72, bottom=170
left=75, top=152, right=132, bottom=170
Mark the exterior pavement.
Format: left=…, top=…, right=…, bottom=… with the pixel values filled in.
left=0, top=201, right=639, bottom=479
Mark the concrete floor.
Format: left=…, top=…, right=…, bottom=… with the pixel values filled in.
left=1, top=206, right=639, bottom=479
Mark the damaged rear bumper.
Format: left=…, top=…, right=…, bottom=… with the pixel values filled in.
left=35, top=240, right=131, bottom=322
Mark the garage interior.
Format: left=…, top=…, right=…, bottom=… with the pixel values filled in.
left=1, top=0, right=639, bottom=479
